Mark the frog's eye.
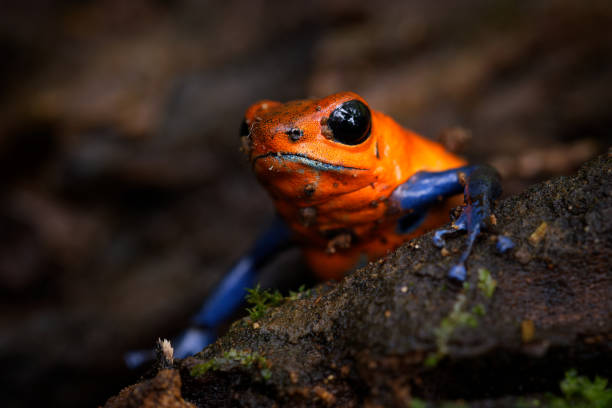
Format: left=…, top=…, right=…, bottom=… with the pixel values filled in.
left=327, top=100, right=371, bottom=145
left=239, top=119, right=249, bottom=137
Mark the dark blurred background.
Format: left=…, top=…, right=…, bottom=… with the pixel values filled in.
left=0, top=0, right=610, bottom=406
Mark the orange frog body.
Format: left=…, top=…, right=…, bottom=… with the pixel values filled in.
left=125, top=91, right=504, bottom=367
left=242, top=92, right=467, bottom=280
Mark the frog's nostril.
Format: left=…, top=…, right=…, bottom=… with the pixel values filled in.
left=285, top=128, right=304, bottom=142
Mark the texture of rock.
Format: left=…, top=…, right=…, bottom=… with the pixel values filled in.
left=105, top=154, right=611, bottom=406
left=103, top=369, right=194, bottom=408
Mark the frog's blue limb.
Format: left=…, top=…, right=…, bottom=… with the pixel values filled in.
left=124, top=216, right=292, bottom=368
left=445, top=202, right=484, bottom=281
left=391, top=165, right=501, bottom=282
left=441, top=165, right=501, bottom=282
left=390, top=166, right=474, bottom=216
left=496, top=235, right=515, bottom=253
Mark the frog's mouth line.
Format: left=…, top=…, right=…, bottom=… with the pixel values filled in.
left=253, top=152, right=369, bottom=172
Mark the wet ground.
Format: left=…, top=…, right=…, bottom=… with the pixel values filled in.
left=0, top=1, right=611, bottom=406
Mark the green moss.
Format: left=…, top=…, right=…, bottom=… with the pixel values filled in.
left=408, top=371, right=610, bottom=408
left=472, top=303, right=486, bottom=316
left=245, top=284, right=284, bottom=321
left=426, top=294, right=480, bottom=367
left=189, top=359, right=219, bottom=377
left=190, top=348, right=272, bottom=381
left=288, top=284, right=312, bottom=301
left=260, top=368, right=272, bottom=381
left=410, top=398, right=427, bottom=408
left=477, top=268, right=497, bottom=298
left=548, top=370, right=611, bottom=408
left=244, top=284, right=313, bottom=321
left=424, top=353, right=442, bottom=368
left=517, top=370, right=611, bottom=408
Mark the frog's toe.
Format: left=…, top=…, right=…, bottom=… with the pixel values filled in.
left=441, top=202, right=488, bottom=282
left=432, top=212, right=468, bottom=248
left=448, top=264, right=467, bottom=282
left=433, top=229, right=452, bottom=247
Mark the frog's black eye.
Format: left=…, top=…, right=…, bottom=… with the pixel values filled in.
left=239, top=118, right=249, bottom=137
left=327, top=100, right=371, bottom=145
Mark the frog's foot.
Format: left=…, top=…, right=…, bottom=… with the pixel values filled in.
left=433, top=165, right=501, bottom=282
left=433, top=203, right=487, bottom=282
left=124, top=326, right=216, bottom=369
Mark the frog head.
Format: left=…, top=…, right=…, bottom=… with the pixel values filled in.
left=241, top=92, right=381, bottom=204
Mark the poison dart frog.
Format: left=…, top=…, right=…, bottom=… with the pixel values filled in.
left=125, top=92, right=502, bottom=367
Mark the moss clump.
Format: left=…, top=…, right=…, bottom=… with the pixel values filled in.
left=549, top=370, right=611, bottom=408
left=425, top=274, right=492, bottom=367
left=288, top=284, right=312, bottom=301
left=425, top=293, right=482, bottom=367
left=245, top=284, right=284, bottom=321
left=477, top=268, right=497, bottom=298
left=245, top=284, right=313, bottom=321
left=190, top=348, right=272, bottom=381
left=518, top=370, right=611, bottom=408
left=189, top=359, right=219, bottom=377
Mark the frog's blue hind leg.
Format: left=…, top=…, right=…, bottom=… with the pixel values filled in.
left=124, top=216, right=292, bottom=369
left=390, top=165, right=501, bottom=282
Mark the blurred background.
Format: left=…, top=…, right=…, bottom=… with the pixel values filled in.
left=0, top=0, right=610, bottom=406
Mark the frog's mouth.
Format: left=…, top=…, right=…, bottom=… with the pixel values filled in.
left=253, top=152, right=369, bottom=172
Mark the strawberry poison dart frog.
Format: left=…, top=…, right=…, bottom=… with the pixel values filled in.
left=125, top=92, right=502, bottom=367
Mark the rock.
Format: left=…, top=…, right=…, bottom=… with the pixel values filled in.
left=105, top=154, right=611, bottom=406
left=102, top=369, right=194, bottom=408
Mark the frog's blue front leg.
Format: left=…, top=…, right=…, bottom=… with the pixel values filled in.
left=125, top=216, right=292, bottom=368
left=433, top=165, right=501, bottom=281
left=390, top=165, right=501, bottom=282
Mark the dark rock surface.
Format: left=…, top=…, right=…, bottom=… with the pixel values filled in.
left=104, top=154, right=611, bottom=406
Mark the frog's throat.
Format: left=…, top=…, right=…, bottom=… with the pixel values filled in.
left=252, top=152, right=369, bottom=172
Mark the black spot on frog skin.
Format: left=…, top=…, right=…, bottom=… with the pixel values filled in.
left=286, top=128, right=304, bottom=141
left=304, top=183, right=316, bottom=197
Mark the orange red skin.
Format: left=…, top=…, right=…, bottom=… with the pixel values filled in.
left=243, top=92, right=466, bottom=280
